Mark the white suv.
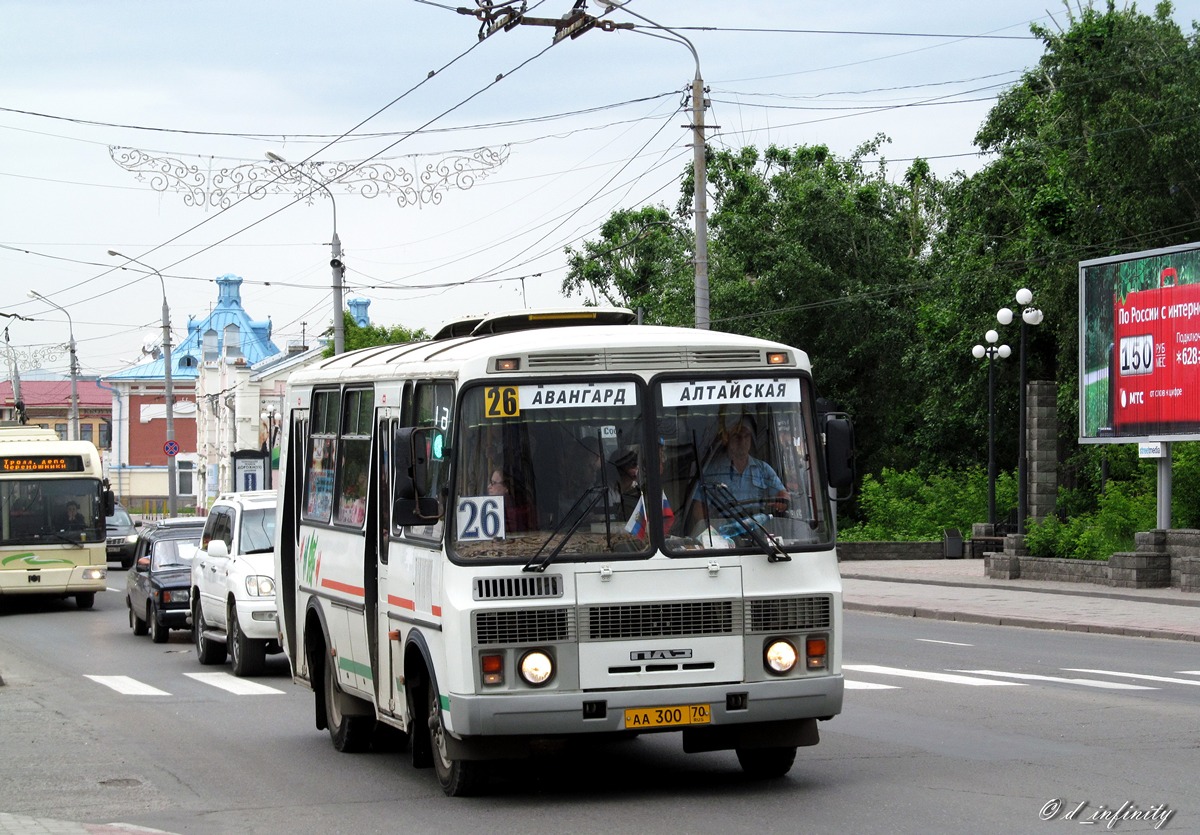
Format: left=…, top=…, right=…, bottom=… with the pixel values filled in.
left=192, top=490, right=280, bottom=676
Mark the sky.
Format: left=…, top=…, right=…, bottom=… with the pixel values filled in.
left=1, top=0, right=1154, bottom=380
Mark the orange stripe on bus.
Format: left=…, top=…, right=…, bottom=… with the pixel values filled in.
left=388, top=596, right=416, bottom=610
left=430, top=605, right=442, bottom=617
left=320, top=578, right=365, bottom=597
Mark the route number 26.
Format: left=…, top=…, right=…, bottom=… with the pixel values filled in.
left=484, top=386, right=520, bottom=418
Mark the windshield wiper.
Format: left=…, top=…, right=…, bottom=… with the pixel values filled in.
left=699, top=480, right=790, bottom=563
left=523, top=485, right=606, bottom=573
left=39, top=530, right=84, bottom=549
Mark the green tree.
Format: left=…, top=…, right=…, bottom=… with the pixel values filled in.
left=322, top=310, right=427, bottom=357
left=561, top=206, right=694, bottom=325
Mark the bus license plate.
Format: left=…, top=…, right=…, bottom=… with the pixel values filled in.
left=624, top=703, right=711, bottom=729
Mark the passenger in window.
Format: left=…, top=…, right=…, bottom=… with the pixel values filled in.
left=487, top=468, right=534, bottom=532
left=607, top=448, right=642, bottom=519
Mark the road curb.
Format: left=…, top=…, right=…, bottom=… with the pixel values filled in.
left=844, top=600, right=1199, bottom=642
left=842, top=573, right=1200, bottom=608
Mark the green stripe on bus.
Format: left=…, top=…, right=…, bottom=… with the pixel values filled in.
left=337, top=656, right=374, bottom=681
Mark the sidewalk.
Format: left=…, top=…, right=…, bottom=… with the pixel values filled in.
left=840, top=558, right=1200, bottom=641
left=0, top=816, right=173, bottom=835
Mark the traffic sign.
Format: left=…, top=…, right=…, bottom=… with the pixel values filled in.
left=164, top=440, right=180, bottom=456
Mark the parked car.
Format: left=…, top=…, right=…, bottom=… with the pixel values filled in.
left=192, top=491, right=280, bottom=676
left=126, top=518, right=205, bottom=644
left=106, top=505, right=142, bottom=569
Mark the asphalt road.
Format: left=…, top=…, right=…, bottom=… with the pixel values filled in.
left=1, top=582, right=1193, bottom=833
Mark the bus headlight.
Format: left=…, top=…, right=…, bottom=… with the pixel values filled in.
left=245, top=575, right=275, bottom=597
left=764, top=639, right=798, bottom=674
left=518, top=650, right=554, bottom=686
left=81, top=567, right=106, bottom=581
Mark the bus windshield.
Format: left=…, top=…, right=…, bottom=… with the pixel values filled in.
left=450, top=373, right=832, bottom=563
left=0, top=477, right=104, bottom=545
left=452, top=379, right=651, bottom=563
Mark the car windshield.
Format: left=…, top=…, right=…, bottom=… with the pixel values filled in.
left=107, top=508, right=133, bottom=527
left=451, top=379, right=651, bottom=564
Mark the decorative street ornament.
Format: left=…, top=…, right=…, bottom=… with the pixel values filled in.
left=109, top=145, right=511, bottom=212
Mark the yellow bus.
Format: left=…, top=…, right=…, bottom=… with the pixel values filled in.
left=275, top=309, right=855, bottom=795
left=0, top=426, right=112, bottom=609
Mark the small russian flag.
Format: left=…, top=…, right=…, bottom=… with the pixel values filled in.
left=625, top=495, right=647, bottom=538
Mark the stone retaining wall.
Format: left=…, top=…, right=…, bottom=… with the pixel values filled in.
left=836, top=541, right=941, bottom=561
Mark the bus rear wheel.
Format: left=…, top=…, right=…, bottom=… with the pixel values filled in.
left=428, top=682, right=483, bottom=797
left=322, top=652, right=372, bottom=753
left=735, top=746, right=797, bottom=778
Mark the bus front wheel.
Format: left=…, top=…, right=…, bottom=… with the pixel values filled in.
left=428, top=682, right=483, bottom=797
left=75, top=593, right=95, bottom=610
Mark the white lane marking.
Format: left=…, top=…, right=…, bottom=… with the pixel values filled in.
left=916, top=639, right=973, bottom=646
left=1062, top=668, right=1200, bottom=686
left=845, top=680, right=900, bottom=690
left=1175, top=671, right=1200, bottom=676
left=843, top=664, right=1022, bottom=686
left=953, top=670, right=1155, bottom=690
left=85, top=675, right=170, bottom=696
left=183, top=672, right=285, bottom=695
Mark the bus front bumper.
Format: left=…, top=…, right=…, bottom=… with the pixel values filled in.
left=0, top=565, right=107, bottom=595
left=445, top=674, right=843, bottom=739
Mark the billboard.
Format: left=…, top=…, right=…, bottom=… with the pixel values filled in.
left=1079, top=241, right=1200, bottom=443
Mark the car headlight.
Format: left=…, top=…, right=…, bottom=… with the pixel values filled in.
left=245, top=575, right=275, bottom=597
left=764, top=639, right=798, bottom=674
left=125, top=534, right=139, bottom=544
left=518, top=650, right=554, bottom=686
left=161, top=588, right=189, bottom=604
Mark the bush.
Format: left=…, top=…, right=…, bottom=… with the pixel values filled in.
left=838, top=466, right=1016, bottom=542
left=1024, top=481, right=1154, bottom=560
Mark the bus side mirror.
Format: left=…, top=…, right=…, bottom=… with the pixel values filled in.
left=393, top=427, right=442, bottom=524
left=103, top=489, right=115, bottom=517
left=823, top=414, right=855, bottom=497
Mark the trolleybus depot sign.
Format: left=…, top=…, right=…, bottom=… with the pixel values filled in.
left=1080, top=242, right=1200, bottom=442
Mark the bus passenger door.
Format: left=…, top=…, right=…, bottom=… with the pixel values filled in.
left=377, top=413, right=408, bottom=724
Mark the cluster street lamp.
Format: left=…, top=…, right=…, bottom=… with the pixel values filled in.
left=265, top=152, right=346, bottom=354
left=996, top=288, right=1044, bottom=535
left=26, top=291, right=79, bottom=441
left=973, top=331, right=1011, bottom=526
left=107, top=251, right=177, bottom=518
left=594, top=0, right=709, bottom=329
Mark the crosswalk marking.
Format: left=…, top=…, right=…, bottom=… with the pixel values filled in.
left=843, top=664, right=1023, bottom=686
left=1062, top=668, right=1200, bottom=687
left=845, top=680, right=900, bottom=690
left=85, top=675, right=171, bottom=696
left=951, top=669, right=1155, bottom=690
left=183, top=672, right=285, bottom=695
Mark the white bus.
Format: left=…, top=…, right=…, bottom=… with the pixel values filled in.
left=0, top=426, right=112, bottom=609
left=274, top=309, right=855, bottom=795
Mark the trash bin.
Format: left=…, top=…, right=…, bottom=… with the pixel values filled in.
left=942, top=527, right=964, bottom=559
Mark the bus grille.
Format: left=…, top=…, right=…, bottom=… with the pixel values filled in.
left=474, top=608, right=574, bottom=645
left=474, top=575, right=563, bottom=601
left=583, top=600, right=739, bottom=640
left=746, top=596, right=832, bottom=633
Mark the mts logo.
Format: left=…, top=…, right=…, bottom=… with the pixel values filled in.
left=1129, top=391, right=1145, bottom=404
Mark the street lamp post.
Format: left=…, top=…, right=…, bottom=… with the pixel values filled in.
left=266, top=152, right=346, bottom=354
left=997, top=288, right=1044, bottom=535
left=27, top=291, right=79, bottom=441
left=594, top=0, right=709, bottom=329
left=260, top=405, right=280, bottom=489
left=972, top=331, right=1011, bottom=526
left=108, top=251, right=177, bottom=518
